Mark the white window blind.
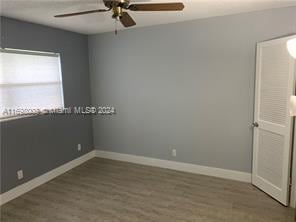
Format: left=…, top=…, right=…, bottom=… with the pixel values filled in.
left=0, top=48, right=64, bottom=119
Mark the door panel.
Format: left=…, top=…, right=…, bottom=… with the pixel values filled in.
left=252, top=36, right=296, bottom=206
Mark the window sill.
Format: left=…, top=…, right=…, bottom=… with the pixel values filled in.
left=0, top=114, right=44, bottom=123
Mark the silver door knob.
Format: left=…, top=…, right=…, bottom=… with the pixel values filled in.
left=252, top=122, right=259, bottom=128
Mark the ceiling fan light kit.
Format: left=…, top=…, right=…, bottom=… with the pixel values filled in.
left=54, top=0, right=184, bottom=30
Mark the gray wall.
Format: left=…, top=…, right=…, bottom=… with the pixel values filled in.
left=0, top=17, right=93, bottom=193
left=89, top=7, right=296, bottom=173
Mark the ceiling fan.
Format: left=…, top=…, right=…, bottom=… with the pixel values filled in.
left=54, top=0, right=184, bottom=28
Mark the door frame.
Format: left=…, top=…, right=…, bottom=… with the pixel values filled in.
left=290, top=37, right=296, bottom=207
left=291, top=125, right=296, bottom=207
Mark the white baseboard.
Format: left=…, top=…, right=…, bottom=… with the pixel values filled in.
left=95, top=150, right=251, bottom=183
left=0, top=150, right=96, bottom=206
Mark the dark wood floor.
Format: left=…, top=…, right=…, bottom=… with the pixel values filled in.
left=1, top=158, right=294, bottom=222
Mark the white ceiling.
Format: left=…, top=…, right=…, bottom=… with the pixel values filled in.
left=1, top=0, right=296, bottom=34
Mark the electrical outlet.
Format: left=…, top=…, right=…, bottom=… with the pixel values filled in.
left=77, top=144, right=82, bottom=151
left=17, top=170, right=24, bottom=180
left=172, top=149, right=177, bottom=157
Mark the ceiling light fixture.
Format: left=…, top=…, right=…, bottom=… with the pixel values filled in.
left=287, top=38, right=296, bottom=59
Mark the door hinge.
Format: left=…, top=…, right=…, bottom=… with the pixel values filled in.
left=289, top=177, right=293, bottom=188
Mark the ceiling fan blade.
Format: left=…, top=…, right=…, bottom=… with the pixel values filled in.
left=54, top=9, right=109, bottom=18
left=120, top=12, right=136, bottom=27
left=128, top=3, right=184, bottom=11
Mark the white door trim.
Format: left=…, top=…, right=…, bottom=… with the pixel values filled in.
left=291, top=124, right=296, bottom=208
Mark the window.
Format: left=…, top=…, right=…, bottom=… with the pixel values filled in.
left=0, top=48, right=64, bottom=120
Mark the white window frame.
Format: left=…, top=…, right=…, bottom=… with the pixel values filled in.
left=0, top=48, right=65, bottom=122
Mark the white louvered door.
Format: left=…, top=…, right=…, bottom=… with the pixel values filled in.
left=252, top=36, right=296, bottom=206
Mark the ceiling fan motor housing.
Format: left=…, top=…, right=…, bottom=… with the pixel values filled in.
left=112, top=7, right=123, bottom=19
left=105, top=0, right=129, bottom=19
left=105, top=0, right=130, bottom=10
